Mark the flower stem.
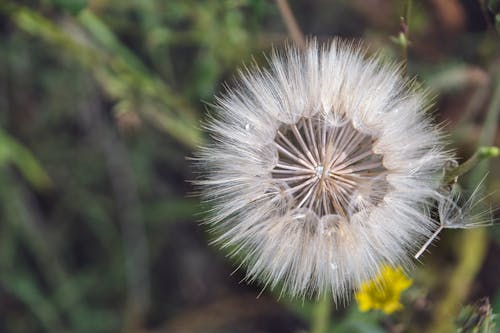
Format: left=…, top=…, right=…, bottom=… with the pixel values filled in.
left=427, top=69, right=500, bottom=333
left=405, top=0, right=412, bottom=32
left=400, top=0, right=412, bottom=76
left=275, top=0, right=306, bottom=49
left=311, top=296, right=332, bottom=333
left=443, top=146, right=500, bottom=184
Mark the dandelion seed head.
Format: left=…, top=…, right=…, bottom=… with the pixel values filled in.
left=438, top=182, right=494, bottom=229
left=415, top=180, right=496, bottom=260
left=196, top=39, right=452, bottom=301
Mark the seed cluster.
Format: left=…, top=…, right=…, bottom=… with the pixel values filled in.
left=197, top=40, right=451, bottom=299
left=272, top=117, right=387, bottom=218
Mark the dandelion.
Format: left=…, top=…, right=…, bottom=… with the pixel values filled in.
left=355, top=265, right=412, bottom=314
left=196, top=39, right=452, bottom=301
left=414, top=179, right=494, bottom=259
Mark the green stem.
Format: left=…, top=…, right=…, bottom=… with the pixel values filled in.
left=400, top=0, right=412, bottom=76
left=405, top=0, right=412, bottom=31
left=311, top=296, right=332, bottom=333
left=428, top=70, right=500, bottom=333
left=430, top=229, right=487, bottom=333
left=443, top=146, right=500, bottom=184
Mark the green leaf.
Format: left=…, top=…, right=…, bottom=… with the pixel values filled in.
left=50, top=0, right=88, bottom=15
left=456, top=298, right=497, bottom=333
left=1, top=273, right=64, bottom=332
left=0, top=129, right=52, bottom=190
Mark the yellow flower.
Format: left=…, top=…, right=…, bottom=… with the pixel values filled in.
left=355, top=265, right=412, bottom=314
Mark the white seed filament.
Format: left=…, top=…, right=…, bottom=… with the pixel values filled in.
left=272, top=117, right=387, bottom=217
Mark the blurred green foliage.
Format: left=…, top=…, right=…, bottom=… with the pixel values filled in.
left=456, top=298, right=496, bottom=333
left=0, top=1, right=268, bottom=332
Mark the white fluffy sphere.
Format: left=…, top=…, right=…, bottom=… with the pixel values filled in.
left=196, top=39, right=451, bottom=301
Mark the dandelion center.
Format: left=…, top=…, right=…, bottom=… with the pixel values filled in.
left=314, top=165, right=324, bottom=178
left=272, top=117, right=388, bottom=218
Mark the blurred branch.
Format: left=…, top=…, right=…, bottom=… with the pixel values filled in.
left=5, top=4, right=202, bottom=149
left=443, top=146, right=500, bottom=184
left=275, top=0, right=306, bottom=48
left=427, top=65, right=489, bottom=94
left=0, top=128, right=52, bottom=190
left=479, top=0, right=500, bottom=35
left=0, top=272, right=65, bottom=332
left=404, top=0, right=412, bottom=32
left=391, top=0, right=412, bottom=76
left=401, top=0, right=412, bottom=76
left=0, top=170, right=88, bottom=331
left=476, top=73, right=500, bottom=148
left=76, top=9, right=199, bottom=121
left=427, top=65, right=491, bottom=134
left=456, top=298, right=496, bottom=332
left=0, top=172, right=65, bottom=333
left=78, top=84, right=150, bottom=333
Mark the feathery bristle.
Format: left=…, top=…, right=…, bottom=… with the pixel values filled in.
left=195, top=39, right=453, bottom=300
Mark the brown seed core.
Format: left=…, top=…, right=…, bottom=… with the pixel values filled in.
left=271, top=117, right=388, bottom=217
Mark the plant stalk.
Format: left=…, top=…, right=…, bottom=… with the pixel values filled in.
left=311, top=296, right=332, bottom=333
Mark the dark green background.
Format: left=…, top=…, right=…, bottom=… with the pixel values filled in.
left=0, top=1, right=499, bottom=332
